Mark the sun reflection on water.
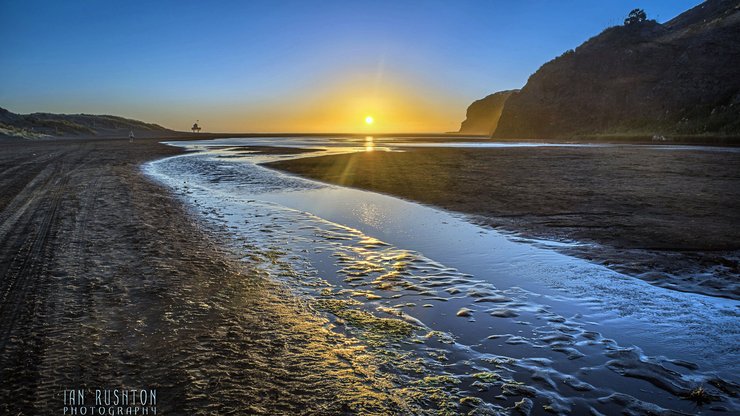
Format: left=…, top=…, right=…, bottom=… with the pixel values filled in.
left=365, top=136, right=374, bottom=152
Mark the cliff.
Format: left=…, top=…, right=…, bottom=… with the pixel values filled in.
left=458, top=90, right=517, bottom=135
left=492, top=0, right=740, bottom=139
left=0, top=107, right=173, bottom=139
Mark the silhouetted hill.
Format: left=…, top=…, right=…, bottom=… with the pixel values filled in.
left=0, top=107, right=173, bottom=139
left=491, top=0, right=740, bottom=140
left=457, top=90, right=517, bottom=135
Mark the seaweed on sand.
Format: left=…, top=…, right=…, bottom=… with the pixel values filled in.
left=315, top=299, right=416, bottom=338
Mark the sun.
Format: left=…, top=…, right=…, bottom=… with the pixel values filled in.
left=365, top=115, right=374, bottom=125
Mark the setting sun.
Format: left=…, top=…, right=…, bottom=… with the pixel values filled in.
left=365, top=115, right=374, bottom=125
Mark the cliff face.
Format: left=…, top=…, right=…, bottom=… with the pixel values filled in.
left=0, top=107, right=173, bottom=139
left=492, top=0, right=740, bottom=139
left=458, top=90, right=517, bottom=135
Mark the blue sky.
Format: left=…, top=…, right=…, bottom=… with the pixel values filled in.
left=0, top=0, right=704, bottom=132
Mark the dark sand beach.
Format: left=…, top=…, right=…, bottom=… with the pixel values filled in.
left=0, top=138, right=419, bottom=414
left=266, top=145, right=740, bottom=300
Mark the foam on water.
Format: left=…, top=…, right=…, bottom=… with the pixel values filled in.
left=144, top=140, right=739, bottom=414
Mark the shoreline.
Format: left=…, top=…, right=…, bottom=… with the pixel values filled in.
left=4, top=130, right=740, bottom=147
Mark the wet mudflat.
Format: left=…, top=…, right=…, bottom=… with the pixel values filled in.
left=266, top=142, right=740, bottom=300
left=146, top=141, right=740, bottom=414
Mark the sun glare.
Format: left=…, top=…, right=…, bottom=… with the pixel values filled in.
left=365, top=115, right=374, bottom=125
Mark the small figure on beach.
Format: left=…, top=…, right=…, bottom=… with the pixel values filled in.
left=129, top=129, right=135, bottom=142
left=192, top=120, right=201, bottom=133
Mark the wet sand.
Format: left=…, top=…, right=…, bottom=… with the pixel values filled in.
left=266, top=145, right=740, bottom=300
left=2, top=137, right=738, bottom=414
left=0, top=138, right=417, bottom=414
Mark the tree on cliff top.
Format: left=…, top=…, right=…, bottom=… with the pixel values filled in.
left=624, top=9, right=648, bottom=25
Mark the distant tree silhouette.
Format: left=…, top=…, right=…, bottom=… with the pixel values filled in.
left=624, top=8, right=647, bottom=25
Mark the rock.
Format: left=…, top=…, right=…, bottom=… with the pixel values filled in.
left=457, top=90, right=518, bottom=135
left=512, top=397, right=534, bottom=415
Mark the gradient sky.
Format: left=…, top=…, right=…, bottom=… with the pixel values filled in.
left=1, top=0, right=704, bottom=133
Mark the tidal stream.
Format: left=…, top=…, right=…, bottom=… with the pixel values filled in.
left=144, top=138, right=739, bottom=414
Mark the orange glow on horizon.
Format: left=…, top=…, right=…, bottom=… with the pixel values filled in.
left=177, top=72, right=466, bottom=133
